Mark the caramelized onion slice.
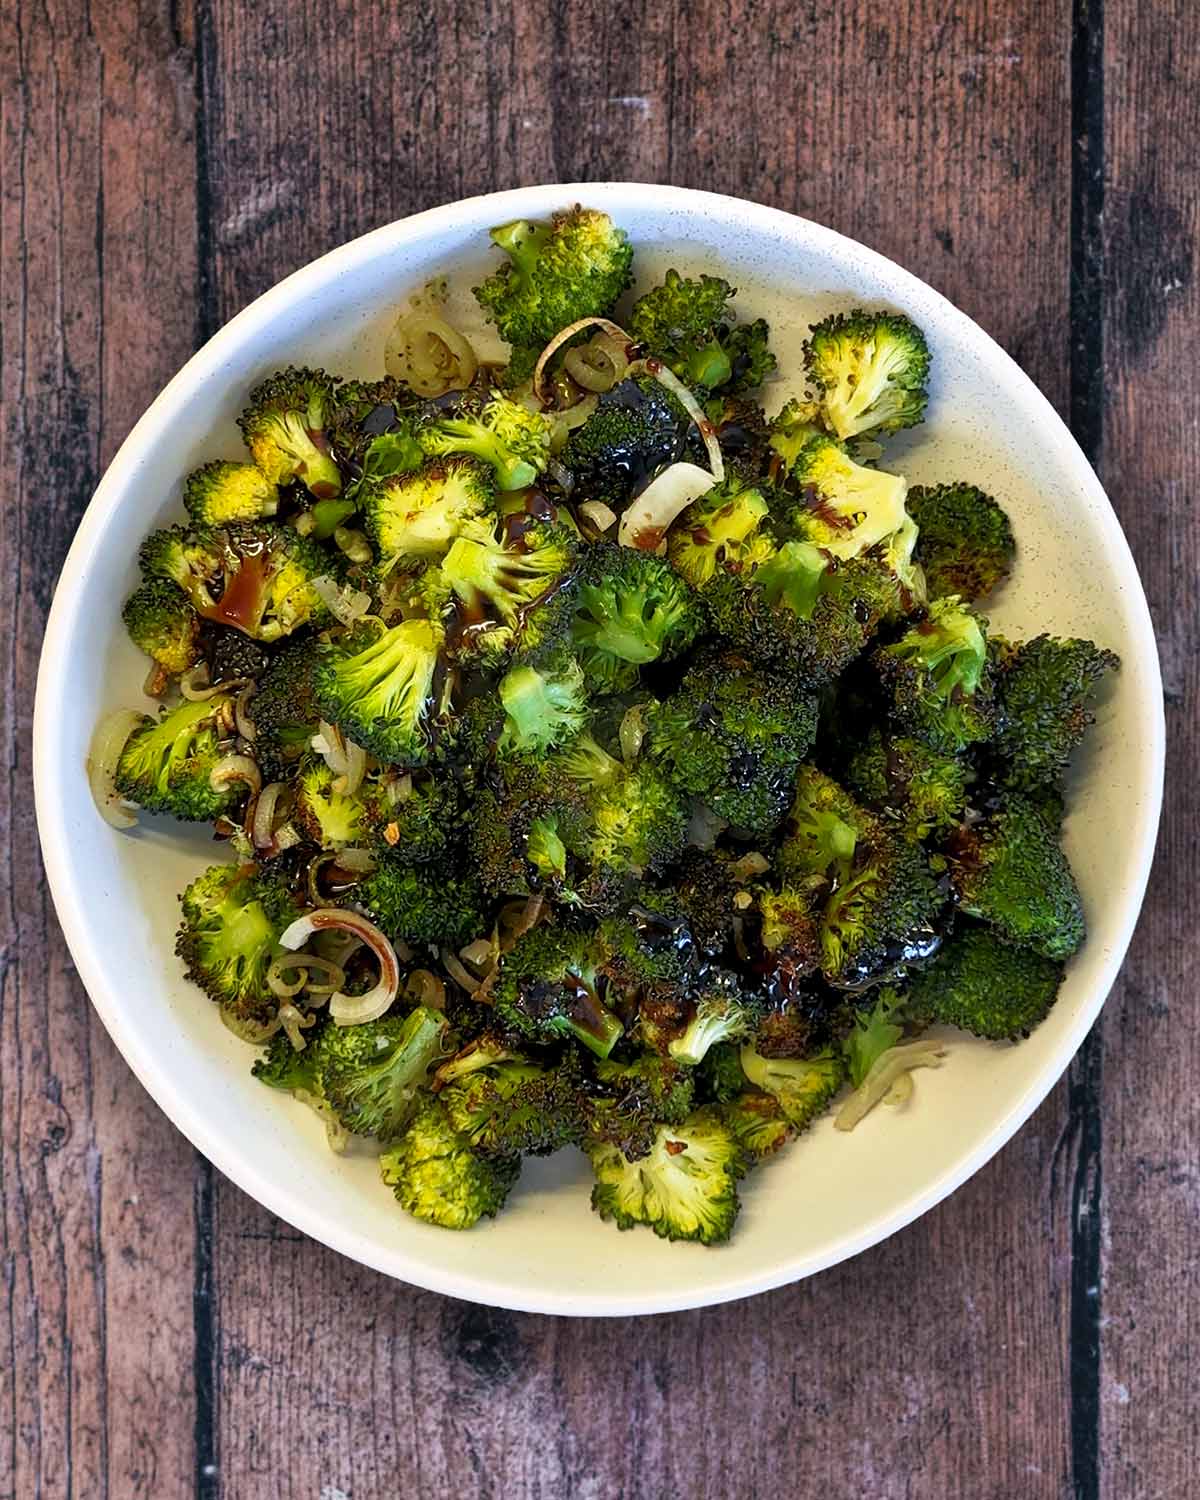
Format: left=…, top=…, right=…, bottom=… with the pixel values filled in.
left=279, top=909, right=401, bottom=1026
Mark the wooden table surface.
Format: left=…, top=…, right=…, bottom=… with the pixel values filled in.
left=2, top=2, right=1196, bottom=1496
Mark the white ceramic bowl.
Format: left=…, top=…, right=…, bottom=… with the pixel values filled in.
left=35, top=184, right=1164, bottom=1315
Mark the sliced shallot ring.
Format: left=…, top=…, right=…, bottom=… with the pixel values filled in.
left=209, top=753, right=262, bottom=796
left=87, top=708, right=145, bottom=829
left=533, top=317, right=633, bottom=402
left=617, top=462, right=717, bottom=549
left=834, top=1040, right=948, bottom=1132
left=629, top=359, right=725, bottom=481
left=279, top=908, right=400, bottom=1026
left=251, top=781, right=286, bottom=851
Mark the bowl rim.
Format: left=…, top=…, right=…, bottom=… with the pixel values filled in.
left=33, top=182, right=1165, bottom=1316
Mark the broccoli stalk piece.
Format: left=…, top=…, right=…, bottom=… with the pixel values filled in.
left=121, top=578, right=201, bottom=675
left=292, top=756, right=370, bottom=849
left=138, top=523, right=334, bottom=642
left=906, top=924, right=1065, bottom=1040
left=495, top=653, right=589, bottom=758
left=667, top=972, right=761, bottom=1066
left=441, top=1054, right=586, bottom=1155
left=907, top=482, right=1015, bottom=602
left=115, top=694, right=240, bottom=821
left=183, top=460, right=280, bottom=525
left=587, top=1109, right=745, bottom=1245
left=417, top=393, right=553, bottom=491
left=948, top=798, right=1085, bottom=960
left=647, top=654, right=818, bottom=836
left=739, top=1044, right=846, bottom=1130
left=666, top=478, right=771, bottom=588
left=176, top=863, right=301, bottom=1032
left=570, top=544, right=702, bottom=689
left=314, top=618, right=449, bottom=766
left=357, top=862, right=487, bottom=950
left=803, top=309, right=930, bottom=441
left=493, top=925, right=624, bottom=1058
left=991, top=635, right=1120, bottom=791
left=474, top=207, right=633, bottom=349
left=237, top=366, right=343, bottom=498
left=380, top=1096, right=519, bottom=1230
left=316, top=1006, right=447, bottom=1140
left=360, top=455, right=495, bottom=575
left=874, top=596, right=994, bottom=752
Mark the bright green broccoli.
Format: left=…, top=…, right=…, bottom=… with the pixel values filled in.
left=907, top=482, right=1015, bottom=602
left=176, top=862, right=301, bottom=1032
left=668, top=971, right=762, bottom=1065
left=562, top=377, right=690, bottom=511
left=252, top=1021, right=327, bottom=1094
left=417, top=392, right=553, bottom=491
left=493, top=924, right=623, bottom=1058
left=991, top=635, right=1120, bottom=791
left=115, top=694, right=240, bottom=821
left=357, top=861, right=488, bottom=950
left=314, top=617, right=450, bottom=765
left=948, top=797, right=1085, bottom=960
left=666, top=477, right=771, bottom=589
left=874, top=596, right=994, bottom=753
left=237, top=366, right=343, bottom=498
left=587, top=1109, right=745, bottom=1244
left=628, top=269, right=777, bottom=393
left=183, top=459, right=280, bottom=525
left=292, top=755, right=370, bottom=849
left=569, top=544, right=702, bottom=690
left=316, top=1006, right=447, bottom=1140
left=494, top=652, right=589, bottom=758
left=906, top=924, right=1065, bottom=1040
left=646, top=654, right=818, bottom=835
left=360, top=455, right=495, bottom=575
left=473, top=207, right=633, bottom=349
left=380, top=1096, right=519, bottom=1230
left=844, top=728, right=971, bottom=839
left=739, top=1043, right=846, bottom=1130
left=556, top=731, right=688, bottom=879
left=121, top=578, right=202, bottom=675
left=138, top=523, right=334, bottom=642
left=804, top=309, right=930, bottom=441
left=775, top=765, right=863, bottom=884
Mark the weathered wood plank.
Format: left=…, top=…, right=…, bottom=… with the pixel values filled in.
left=1097, top=1, right=1200, bottom=1494
left=202, top=4, right=1079, bottom=1497
left=0, top=3, right=201, bottom=1496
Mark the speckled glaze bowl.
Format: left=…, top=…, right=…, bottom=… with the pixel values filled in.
left=34, top=184, right=1164, bottom=1314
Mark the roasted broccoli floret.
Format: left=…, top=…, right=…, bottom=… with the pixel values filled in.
left=176, top=863, right=300, bottom=1031
left=364, top=770, right=464, bottom=865
left=991, top=635, right=1120, bottom=791
left=138, top=523, right=333, bottom=642
left=474, top=207, right=633, bottom=349
left=948, top=798, right=1085, bottom=960
left=557, top=731, right=688, bottom=879
left=417, top=392, right=553, bottom=491
left=755, top=887, right=822, bottom=981
left=562, top=377, right=689, bottom=511
left=380, top=1096, right=519, bottom=1230
left=647, top=654, right=818, bottom=835
left=252, top=638, right=320, bottom=782
left=237, top=366, right=343, bottom=498
left=360, top=455, right=495, bottom=575
left=775, top=765, right=863, bottom=884
left=785, top=431, right=913, bottom=564
left=628, top=269, right=776, bottom=393
left=252, top=1021, right=327, bottom=1094
left=183, top=459, right=280, bottom=525
left=587, top=1109, right=744, bottom=1244
left=493, top=925, right=623, bottom=1058
left=844, top=728, right=971, bottom=839
left=768, top=397, right=825, bottom=470
left=441, top=1053, right=585, bottom=1155
left=357, top=861, right=488, bottom=950
left=569, top=544, right=702, bottom=690
left=582, top=1053, right=696, bottom=1160
left=874, top=596, right=994, bottom=753
left=720, top=1090, right=792, bottom=1159
left=468, top=764, right=593, bottom=902
left=666, top=477, right=771, bottom=589
left=600, top=898, right=696, bottom=991
left=907, top=482, right=1015, bottom=602
left=819, top=826, right=940, bottom=989
left=695, top=1041, right=748, bottom=1104
left=804, top=309, right=930, bottom=441
left=668, top=971, right=761, bottom=1065
left=292, top=755, right=370, bottom=849
left=739, top=1043, right=845, bottom=1130
left=314, top=618, right=450, bottom=765
left=493, top=652, right=589, bottom=758
left=115, top=694, right=239, bottom=821
left=906, top=924, right=1064, bottom=1039
left=121, top=578, right=201, bottom=675
left=316, top=1006, right=447, bottom=1140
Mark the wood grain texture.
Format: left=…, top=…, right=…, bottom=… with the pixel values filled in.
left=2, top=0, right=1194, bottom=1495
left=1097, top=1, right=1200, bottom=1493
left=0, top=3, right=201, bottom=1497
